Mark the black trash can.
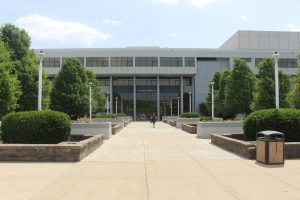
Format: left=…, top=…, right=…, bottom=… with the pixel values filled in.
left=256, top=131, right=284, bottom=165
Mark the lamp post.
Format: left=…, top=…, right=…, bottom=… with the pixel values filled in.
left=188, top=92, right=192, bottom=112
left=89, top=82, right=93, bottom=122
left=106, top=92, right=109, bottom=114
left=38, top=50, right=45, bottom=111
left=177, top=97, right=180, bottom=116
left=210, top=81, right=215, bottom=119
left=272, top=52, right=280, bottom=109
left=115, top=96, right=118, bottom=114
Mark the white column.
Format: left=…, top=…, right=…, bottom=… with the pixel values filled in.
left=273, top=52, right=280, bottom=109
left=89, top=82, right=92, bottom=122
left=60, top=57, right=63, bottom=68
left=158, top=57, right=160, bottom=68
left=38, top=51, right=45, bottom=111
left=106, top=93, right=109, bottom=114
left=133, top=76, right=136, bottom=121
left=157, top=76, right=160, bottom=120
left=84, top=57, right=87, bottom=67
left=170, top=100, right=173, bottom=116
left=177, top=97, right=180, bottom=116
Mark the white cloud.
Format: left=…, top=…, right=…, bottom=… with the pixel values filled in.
left=239, top=15, right=248, bottom=22
left=103, top=19, right=121, bottom=25
left=287, top=24, right=300, bottom=31
left=169, top=32, right=177, bottom=37
left=16, top=14, right=110, bottom=45
left=157, top=0, right=216, bottom=8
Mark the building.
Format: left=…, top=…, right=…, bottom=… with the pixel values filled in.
left=39, top=30, right=300, bottom=121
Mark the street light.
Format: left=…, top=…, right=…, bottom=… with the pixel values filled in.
left=210, top=81, right=215, bottom=119
left=106, top=92, right=109, bottom=114
left=38, top=50, right=45, bottom=111
left=177, top=97, right=180, bottom=116
left=89, top=82, right=93, bottom=122
left=115, top=96, right=118, bottom=114
left=188, top=92, right=192, bottom=112
left=272, top=52, right=280, bottom=109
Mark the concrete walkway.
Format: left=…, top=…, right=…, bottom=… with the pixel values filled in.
left=1, top=122, right=300, bottom=200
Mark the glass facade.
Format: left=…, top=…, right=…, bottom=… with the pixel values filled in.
left=86, top=57, right=108, bottom=67
left=43, top=57, right=60, bottom=68
left=135, top=57, right=158, bottom=67
left=112, top=77, right=133, bottom=116
left=159, top=77, right=180, bottom=117
left=184, top=57, right=195, bottom=67
left=111, top=57, right=133, bottom=67
left=136, top=77, right=157, bottom=121
left=160, top=57, right=183, bottom=67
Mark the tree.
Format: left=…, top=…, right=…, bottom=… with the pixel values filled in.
left=288, top=70, right=300, bottom=108
left=0, top=23, right=31, bottom=61
left=0, top=23, right=51, bottom=111
left=252, top=58, right=291, bottom=110
left=0, top=41, right=21, bottom=117
left=225, top=58, right=255, bottom=115
left=50, top=57, right=89, bottom=120
left=215, top=70, right=232, bottom=118
left=86, top=70, right=106, bottom=112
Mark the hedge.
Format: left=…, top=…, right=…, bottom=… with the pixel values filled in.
left=95, top=113, right=125, bottom=119
left=1, top=110, right=71, bottom=144
left=243, top=109, right=300, bottom=141
left=180, top=112, right=200, bottom=118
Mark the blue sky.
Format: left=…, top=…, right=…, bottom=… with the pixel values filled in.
left=1, top=0, right=300, bottom=49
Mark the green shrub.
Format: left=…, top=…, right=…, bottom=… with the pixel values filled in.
left=243, top=109, right=300, bottom=141
left=200, top=117, right=213, bottom=122
left=95, top=113, right=125, bottom=119
left=180, top=112, right=200, bottom=118
left=1, top=110, right=71, bottom=144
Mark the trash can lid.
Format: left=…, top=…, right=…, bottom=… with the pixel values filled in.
left=256, top=130, right=284, bottom=139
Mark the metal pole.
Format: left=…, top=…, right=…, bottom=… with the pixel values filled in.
left=189, top=92, right=192, bottom=112
left=38, top=51, right=45, bottom=111
left=210, top=82, right=214, bottom=119
left=116, top=97, right=118, bottom=114
left=177, top=97, right=180, bottom=116
left=89, top=82, right=92, bottom=122
left=273, top=52, right=280, bottom=109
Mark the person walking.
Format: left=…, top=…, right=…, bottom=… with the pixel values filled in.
left=150, top=113, right=157, bottom=128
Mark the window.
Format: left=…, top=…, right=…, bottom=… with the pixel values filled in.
left=135, top=57, right=158, bottom=67
left=160, top=57, right=183, bottom=67
left=86, top=57, right=108, bottom=67
left=184, top=57, right=195, bottom=67
left=240, top=58, right=252, bottom=62
left=43, top=57, right=60, bottom=68
left=197, top=57, right=217, bottom=61
left=111, top=57, right=133, bottom=67
left=99, top=78, right=110, bottom=86
left=62, top=57, right=84, bottom=65
left=255, top=58, right=298, bottom=68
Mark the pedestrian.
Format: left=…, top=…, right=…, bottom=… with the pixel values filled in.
left=150, top=112, right=157, bottom=128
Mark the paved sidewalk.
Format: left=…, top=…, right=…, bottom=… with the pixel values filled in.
left=0, top=122, right=300, bottom=200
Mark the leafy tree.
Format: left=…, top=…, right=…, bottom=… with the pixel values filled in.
left=225, top=58, right=255, bottom=115
left=0, top=41, right=21, bottom=117
left=288, top=70, right=300, bottom=108
left=215, top=70, right=232, bottom=118
left=0, top=23, right=31, bottom=61
left=86, top=70, right=106, bottom=112
left=50, top=57, right=89, bottom=120
left=199, top=102, right=209, bottom=117
left=252, top=58, right=291, bottom=110
left=0, top=23, right=51, bottom=111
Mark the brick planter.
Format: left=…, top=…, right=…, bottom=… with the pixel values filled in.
left=112, top=124, right=122, bottom=135
left=0, top=135, right=103, bottom=162
left=211, top=134, right=300, bottom=159
left=169, top=121, right=176, bottom=127
left=181, top=124, right=197, bottom=134
left=197, top=121, right=243, bottom=139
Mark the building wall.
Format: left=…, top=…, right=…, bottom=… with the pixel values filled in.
left=195, top=59, right=230, bottom=110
